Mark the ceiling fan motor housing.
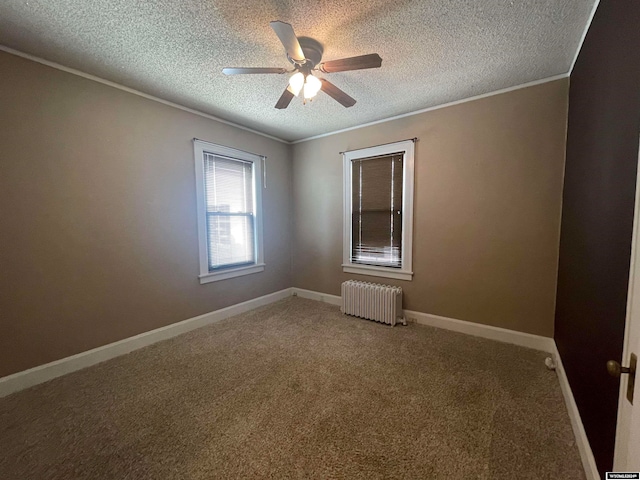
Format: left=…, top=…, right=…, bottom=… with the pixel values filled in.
left=289, top=37, right=324, bottom=68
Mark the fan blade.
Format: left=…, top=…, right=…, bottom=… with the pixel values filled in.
left=270, top=21, right=305, bottom=63
left=318, top=54, right=382, bottom=73
left=320, top=79, right=356, bottom=107
left=223, top=67, right=287, bottom=75
left=275, top=86, right=295, bottom=109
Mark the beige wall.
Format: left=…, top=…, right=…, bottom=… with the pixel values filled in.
left=0, top=52, right=292, bottom=377
left=292, top=79, right=569, bottom=336
left=0, top=49, right=569, bottom=378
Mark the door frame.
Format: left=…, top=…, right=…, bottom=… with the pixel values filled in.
left=613, top=135, right=640, bottom=468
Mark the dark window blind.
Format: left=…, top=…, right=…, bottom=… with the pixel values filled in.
left=351, top=153, right=404, bottom=268
left=203, top=153, right=255, bottom=271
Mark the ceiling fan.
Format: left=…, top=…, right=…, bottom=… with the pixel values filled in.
left=222, top=21, right=382, bottom=109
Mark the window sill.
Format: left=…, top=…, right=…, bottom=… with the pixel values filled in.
left=199, top=263, right=265, bottom=284
left=342, top=264, right=413, bottom=281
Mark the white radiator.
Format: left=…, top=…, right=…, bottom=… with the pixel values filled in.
left=341, top=280, right=406, bottom=326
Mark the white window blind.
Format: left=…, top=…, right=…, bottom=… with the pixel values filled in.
left=351, top=153, right=404, bottom=268
left=342, top=139, right=414, bottom=281
left=203, top=153, right=255, bottom=270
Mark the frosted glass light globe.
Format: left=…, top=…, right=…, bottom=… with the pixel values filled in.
left=288, top=72, right=304, bottom=96
left=303, top=74, right=322, bottom=99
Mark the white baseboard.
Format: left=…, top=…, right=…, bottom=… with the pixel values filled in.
left=291, top=287, right=555, bottom=352
left=0, top=288, right=293, bottom=398
left=405, top=309, right=556, bottom=352
left=291, top=287, right=342, bottom=306
left=552, top=344, right=600, bottom=480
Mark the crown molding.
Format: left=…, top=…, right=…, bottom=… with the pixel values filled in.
left=291, top=73, right=569, bottom=144
left=0, top=45, right=290, bottom=144
left=2, top=45, right=575, bottom=146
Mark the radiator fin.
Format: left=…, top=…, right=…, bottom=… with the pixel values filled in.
left=341, top=280, right=404, bottom=326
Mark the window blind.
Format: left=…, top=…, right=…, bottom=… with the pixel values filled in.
left=351, top=153, right=404, bottom=268
left=203, top=153, right=255, bottom=270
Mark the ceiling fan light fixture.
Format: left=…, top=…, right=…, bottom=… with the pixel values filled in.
left=303, top=74, right=322, bottom=99
left=223, top=21, right=380, bottom=109
left=289, top=72, right=304, bottom=96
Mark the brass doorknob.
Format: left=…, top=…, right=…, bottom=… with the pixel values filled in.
left=608, top=354, right=637, bottom=404
left=607, top=360, right=632, bottom=378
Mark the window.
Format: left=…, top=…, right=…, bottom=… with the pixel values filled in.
left=342, top=139, right=414, bottom=281
left=194, top=140, right=264, bottom=283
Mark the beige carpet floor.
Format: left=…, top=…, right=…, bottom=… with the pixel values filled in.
left=0, top=297, right=584, bottom=479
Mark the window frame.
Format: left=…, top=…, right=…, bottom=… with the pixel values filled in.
left=342, top=139, right=414, bottom=281
left=193, top=139, right=265, bottom=284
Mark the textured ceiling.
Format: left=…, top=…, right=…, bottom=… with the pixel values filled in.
left=0, top=0, right=595, bottom=142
